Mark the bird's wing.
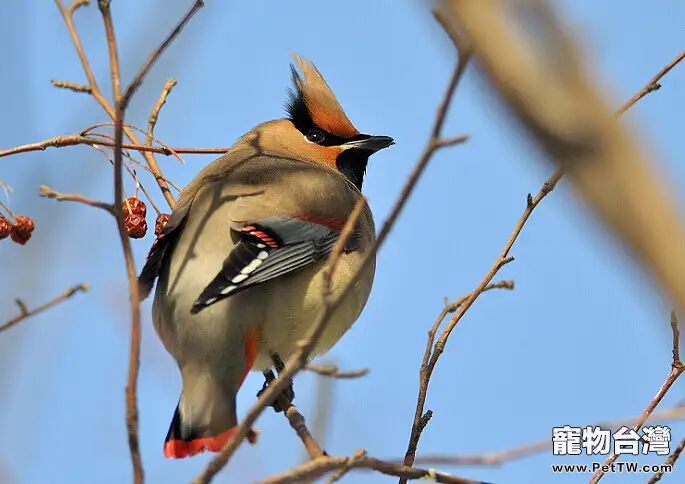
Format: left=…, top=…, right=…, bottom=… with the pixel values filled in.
left=190, top=216, right=353, bottom=314
left=137, top=197, right=192, bottom=301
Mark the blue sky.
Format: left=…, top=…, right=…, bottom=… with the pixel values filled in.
left=1, top=1, right=684, bottom=483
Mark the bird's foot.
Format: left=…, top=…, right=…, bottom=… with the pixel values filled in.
left=256, top=353, right=295, bottom=413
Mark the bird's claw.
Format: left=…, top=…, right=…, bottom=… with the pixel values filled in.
left=256, top=353, right=295, bottom=413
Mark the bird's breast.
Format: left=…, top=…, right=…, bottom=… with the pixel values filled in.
left=249, top=245, right=375, bottom=370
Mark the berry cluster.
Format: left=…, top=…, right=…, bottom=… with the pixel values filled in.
left=121, top=197, right=170, bottom=239
left=0, top=214, right=35, bottom=245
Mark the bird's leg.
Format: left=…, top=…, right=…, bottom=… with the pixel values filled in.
left=271, top=353, right=295, bottom=402
left=256, top=352, right=295, bottom=413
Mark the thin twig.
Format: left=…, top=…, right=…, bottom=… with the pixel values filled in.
left=147, top=78, right=177, bottom=145
left=400, top=169, right=558, bottom=475
left=285, top=402, right=325, bottom=459
left=306, top=370, right=335, bottom=463
left=50, top=79, right=92, bottom=93
left=305, top=363, right=369, bottom=379
left=405, top=279, right=515, bottom=467
left=388, top=404, right=685, bottom=467
left=69, top=0, right=89, bottom=14
left=400, top=21, right=685, bottom=475
left=0, top=199, right=16, bottom=220
left=398, top=35, right=475, bottom=481
left=119, top=155, right=162, bottom=215
left=86, top=143, right=163, bottom=216
left=54, top=0, right=108, bottom=110
left=325, top=449, right=367, bottom=484
left=647, top=433, right=685, bottom=483
left=82, top=123, right=186, bottom=165
left=0, top=178, right=13, bottom=197
left=126, top=156, right=182, bottom=192
left=53, top=0, right=180, bottom=208
left=589, top=312, right=684, bottom=483
left=443, top=2, right=685, bottom=320
left=98, top=0, right=121, bottom=103
left=323, top=197, right=368, bottom=300
left=614, top=51, right=685, bottom=117
left=262, top=369, right=326, bottom=459
left=0, top=284, right=89, bottom=333
left=39, top=184, right=114, bottom=213
left=0, top=134, right=228, bottom=158
left=110, top=2, right=203, bottom=482
left=254, top=453, right=485, bottom=484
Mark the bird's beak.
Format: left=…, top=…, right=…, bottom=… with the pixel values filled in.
left=342, top=135, right=395, bottom=153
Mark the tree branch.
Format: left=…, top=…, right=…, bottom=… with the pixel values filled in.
left=109, top=1, right=204, bottom=482
left=305, top=363, right=369, bottom=379
left=400, top=10, right=685, bottom=474
left=39, top=184, right=114, bottom=214
left=390, top=404, right=685, bottom=467
left=255, top=453, right=486, bottom=484
left=441, top=0, right=685, bottom=318
left=590, top=312, right=684, bottom=483
left=647, top=432, right=685, bottom=483
left=0, top=284, right=89, bottom=333
left=0, top=133, right=229, bottom=158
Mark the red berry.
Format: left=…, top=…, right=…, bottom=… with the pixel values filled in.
left=122, top=197, right=147, bottom=218
left=10, top=215, right=35, bottom=245
left=155, top=213, right=171, bottom=236
left=125, top=213, right=147, bottom=239
left=0, top=217, right=10, bottom=240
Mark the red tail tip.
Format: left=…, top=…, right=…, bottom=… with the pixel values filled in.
left=164, top=427, right=259, bottom=459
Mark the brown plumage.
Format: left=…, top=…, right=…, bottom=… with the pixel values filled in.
left=138, top=52, right=393, bottom=459
left=290, top=53, right=359, bottom=138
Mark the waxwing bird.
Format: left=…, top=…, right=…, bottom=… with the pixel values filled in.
left=137, top=53, right=393, bottom=459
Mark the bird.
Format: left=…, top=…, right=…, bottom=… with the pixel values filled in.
left=137, top=52, right=394, bottom=459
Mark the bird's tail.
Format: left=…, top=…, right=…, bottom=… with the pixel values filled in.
left=163, top=404, right=231, bottom=458
left=164, top=330, right=260, bottom=458
left=163, top=376, right=258, bottom=458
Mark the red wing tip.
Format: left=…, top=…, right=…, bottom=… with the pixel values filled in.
left=163, top=428, right=260, bottom=459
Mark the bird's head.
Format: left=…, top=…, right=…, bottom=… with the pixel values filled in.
left=245, top=53, right=394, bottom=190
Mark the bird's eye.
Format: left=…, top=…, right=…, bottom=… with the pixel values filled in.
left=305, top=129, right=325, bottom=144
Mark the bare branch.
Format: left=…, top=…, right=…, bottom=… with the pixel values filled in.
left=305, top=363, right=369, bottom=379
left=0, top=198, right=16, bottom=220
left=147, top=78, right=177, bottom=145
left=614, top=51, right=685, bottom=117
left=254, top=453, right=484, bottom=484
left=54, top=0, right=107, bottom=108
left=261, top=369, right=326, bottom=459
left=39, top=184, right=114, bottom=213
left=441, top=1, right=685, bottom=318
left=590, top=313, right=684, bottom=483
left=285, top=402, right=325, bottom=459
left=391, top=405, right=685, bottom=467
left=50, top=79, right=92, bottom=93
left=69, top=0, right=89, bottom=14
left=647, top=433, right=685, bottom=483
left=400, top=12, right=685, bottom=474
left=98, top=0, right=122, bottom=103
left=0, top=133, right=229, bottom=158
left=53, top=0, right=184, bottom=209
left=325, top=449, right=367, bottom=483
left=1, top=284, right=90, bottom=333
left=81, top=123, right=186, bottom=165
left=109, top=2, right=204, bottom=481
left=323, top=197, right=368, bottom=301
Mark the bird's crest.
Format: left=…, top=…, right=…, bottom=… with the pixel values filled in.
left=286, top=53, right=359, bottom=138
